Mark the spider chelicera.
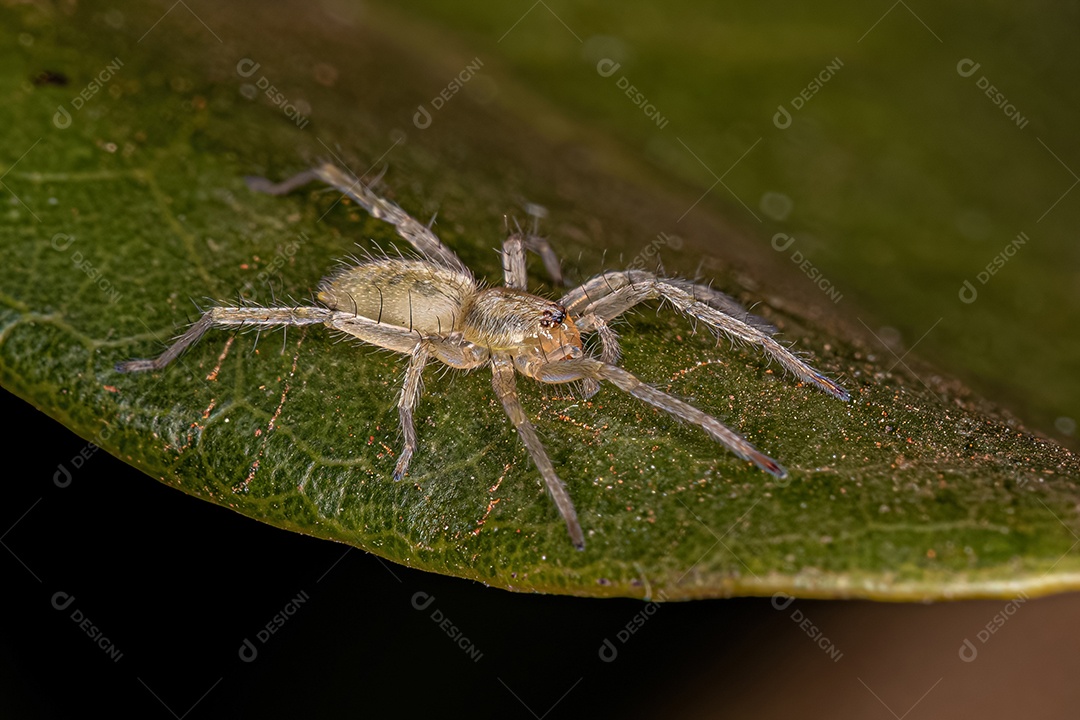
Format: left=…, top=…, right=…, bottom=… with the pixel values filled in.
left=117, top=162, right=850, bottom=549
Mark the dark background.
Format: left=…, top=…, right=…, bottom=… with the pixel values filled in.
left=4, top=388, right=1079, bottom=718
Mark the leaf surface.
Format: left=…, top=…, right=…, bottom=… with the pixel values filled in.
left=2, top=1, right=1077, bottom=600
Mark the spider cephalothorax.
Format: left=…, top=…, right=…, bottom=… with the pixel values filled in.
left=117, top=162, right=849, bottom=550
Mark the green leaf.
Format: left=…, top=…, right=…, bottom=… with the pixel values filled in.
left=2, top=1, right=1077, bottom=601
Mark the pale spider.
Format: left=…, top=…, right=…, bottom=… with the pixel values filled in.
left=117, top=162, right=850, bottom=549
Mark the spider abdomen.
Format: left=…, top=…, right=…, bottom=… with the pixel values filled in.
left=317, top=258, right=476, bottom=334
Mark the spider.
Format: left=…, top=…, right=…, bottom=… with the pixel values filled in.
left=116, top=162, right=850, bottom=550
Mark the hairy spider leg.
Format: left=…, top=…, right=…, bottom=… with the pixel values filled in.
left=247, top=163, right=468, bottom=273
left=501, top=234, right=528, bottom=290
left=562, top=270, right=764, bottom=324
left=519, top=232, right=564, bottom=287
left=115, top=306, right=334, bottom=373
left=516, top=203, right=565, bottom=286
left=251, top=163, right=569, bottom=288
left=561, top=270, right=774, bottom=371
left=386, top=337, right=492, bottom=480
left=331, top=314, right=495, bottom=480
left=116, top=304, right=444, bottom=374
left=533, top=357, right=788, bottom=478
left=503, top=210, right=565, bottom=289
left=118, top=301, right=495, bottom=480
left=570, top=274, right=850, bottom=401
left=491, top=355, right=586, bottom=550
left=394, top=344, right=431, bottom=481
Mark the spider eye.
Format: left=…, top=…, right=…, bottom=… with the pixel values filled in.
left=540, top=305, right=567, bottom=328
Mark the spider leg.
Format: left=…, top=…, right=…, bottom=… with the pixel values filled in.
left=560, top=272, right=645, bottom=376
left=520, top=233, right=564, bottom=287
left=244, top=169, right=320, bottom=196
left=518, top=208, right=570, bottom=287
left=391, top=337, right=489, bottom=479
left=570, top=272, right=849, bottom=401
left=533, top=357, right=788, bottom=478
left=427, top=338, right=491, bottom=370
left=569, top=314, right=618, bottom=399
left=502, top=230, right=565, bottom=291
left=330, top=311, right=483, bottom=366
left=394, top=344, right=431, bottom=480
left=516, top=202, right=565, bottom=286
left=330, top=314, right=426, bottom=354
left=247, top=163, right=468, bottom=273
left=115, top=306, right=333, bottom=373
left=501, top=234, right=528, bottom=290
left=561, top=270, right=764, bottom=326
left=491, top=354, right=585, bottom=550
left=563, top=271, right=760, bottom=395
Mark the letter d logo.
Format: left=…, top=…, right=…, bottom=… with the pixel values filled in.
left=771, top=233, right=796, bottom=252
left=54, top=462, right=73, bottom=488
left=239, top=638, right=258, bottom=662
left=956, top=58, right=981, bottom=78
left=771, top=592, right=795, bottom=611
left=413, top=104, right=432, bottom=129
left=958, top=279, right=978, bottom=304
left=53, top=105, right=72, bottom=129
left=596, top=58, right=621, bottom=78
left=773, top=104, right=792, bottom=129
left=51, top=591, right=76, bottom=611
left=411, top=591, right=435, bottom=611
left=236, top=59, right=261, bottom=78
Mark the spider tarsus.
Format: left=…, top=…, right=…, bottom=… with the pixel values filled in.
left=752, top=454, right=788, bottom=479
left=565, top=518, right=586, bottom=550
left=115, top=359, right=153, bottom=373
left=245, top=171, right=318, bottom=196
left=393, top=451, right=412, bottom=481
left=812, top=372, right=851, bottom=402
